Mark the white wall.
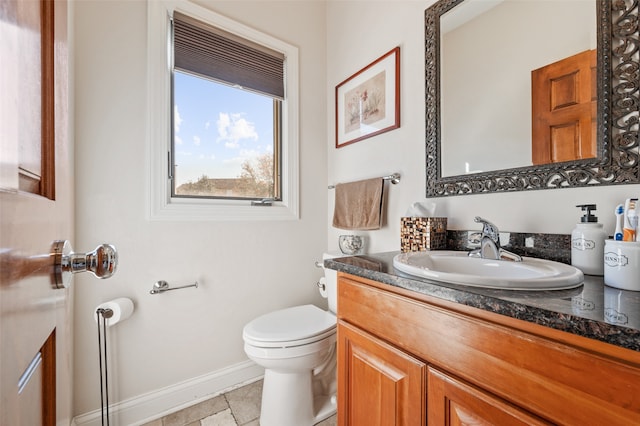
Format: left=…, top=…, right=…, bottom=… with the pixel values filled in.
left=327, top=0, right=430, bottom=254
left=73, top=0, right=327, bottom=419
left=327, top=1, right=640, bottom=253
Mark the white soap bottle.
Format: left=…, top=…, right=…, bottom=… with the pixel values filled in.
left=571, top=204, right=606, bottom=275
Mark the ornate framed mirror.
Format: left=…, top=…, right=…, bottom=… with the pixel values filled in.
left=425, top=0, right=639, bottom=197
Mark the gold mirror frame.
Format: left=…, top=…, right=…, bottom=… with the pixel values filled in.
left=426, top=0, right=639, bottom=197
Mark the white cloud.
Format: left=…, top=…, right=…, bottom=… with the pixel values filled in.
left=216, top=112, right=258, bottom=149
left=205, top=121, right=210, bottom=130
left=239, top=148, right=260, bottom=157
left=223, top=157, right=243, bottom=165
left=175, top=135, right=183, bottom=145
left=223, top=149, right=261, bottom=165
left=217, top=113, right=230, bottom=137
left=174, top=105, right=183, bottom=133
left=193, top=135, right=201, bottom=146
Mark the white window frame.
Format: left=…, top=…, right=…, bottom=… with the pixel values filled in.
left=147, top=0, right=299, bottom=221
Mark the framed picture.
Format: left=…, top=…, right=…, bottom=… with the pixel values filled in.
left=335, top=47, right=400, bottom=148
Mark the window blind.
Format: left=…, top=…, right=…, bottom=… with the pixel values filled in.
left=173, top=11, right=285, bottom=100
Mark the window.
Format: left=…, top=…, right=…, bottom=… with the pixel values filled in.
left=172, top=12, right=283, bottom=201
left=147, top=0, right=299, bottom=220
left=172, top=74, right=281, bottom=200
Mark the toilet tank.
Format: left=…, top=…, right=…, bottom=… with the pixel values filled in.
left=322, top=252, right=340, bottom=314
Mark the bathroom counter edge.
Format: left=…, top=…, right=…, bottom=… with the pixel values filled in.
left=325, top=251, right=640, bottom=352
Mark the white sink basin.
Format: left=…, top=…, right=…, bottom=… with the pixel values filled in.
left=393, top=251, right=584, bottom=290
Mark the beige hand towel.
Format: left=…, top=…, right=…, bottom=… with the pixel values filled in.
left=332, top=177, right=384, bottom=230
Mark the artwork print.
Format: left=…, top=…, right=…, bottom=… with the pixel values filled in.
left=335, top=47, right=400, bottom=148
left=344, top=71, right=386, bottom=133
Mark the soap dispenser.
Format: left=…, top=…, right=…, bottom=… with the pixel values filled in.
left=571, top=204, right=606, bottom=275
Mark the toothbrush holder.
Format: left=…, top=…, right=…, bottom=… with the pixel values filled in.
left=604, top=240, right=640, bottom=291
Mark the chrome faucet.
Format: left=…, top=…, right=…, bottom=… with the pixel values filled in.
left=468, top=217, right=522, bottom=262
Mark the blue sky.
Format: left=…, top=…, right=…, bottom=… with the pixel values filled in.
left=173, top=71, right=274, bottom=186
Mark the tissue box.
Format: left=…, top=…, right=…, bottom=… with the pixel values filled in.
left=400, top=217, right=447, bottom=252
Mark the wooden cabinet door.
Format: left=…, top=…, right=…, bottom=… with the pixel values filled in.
left=338, top=320, right=426, bottom=426
left=427, top=367, right=550, bottom=426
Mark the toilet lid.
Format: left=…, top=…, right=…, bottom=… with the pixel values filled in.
left=243, top=304, right=336, bottom=348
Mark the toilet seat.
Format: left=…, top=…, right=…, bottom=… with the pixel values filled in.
left=243, top=304, right=336, bottom=348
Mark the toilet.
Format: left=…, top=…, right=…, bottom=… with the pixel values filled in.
left=242, top=254, right=338, bottom=426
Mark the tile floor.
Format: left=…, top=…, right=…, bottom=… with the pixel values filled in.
left=141, top=379, right=337, bottom=426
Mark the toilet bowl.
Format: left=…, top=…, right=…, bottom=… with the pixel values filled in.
left=242, top=254, right=339, bottom=426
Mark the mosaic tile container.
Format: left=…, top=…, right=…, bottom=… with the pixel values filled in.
left=400, top=217, right=447, bottom=252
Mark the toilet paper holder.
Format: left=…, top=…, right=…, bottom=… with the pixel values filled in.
left=97, top=308, right=114, bottom=318
left=150, top=280, right=198, bottom=294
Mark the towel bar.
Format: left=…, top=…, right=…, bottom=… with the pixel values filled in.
left=149, top=280, right=198, bottom=294
left=328, top=173, right=400, bottom=189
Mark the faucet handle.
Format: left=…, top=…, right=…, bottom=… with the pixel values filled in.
left=474, top=216, right=500, bottom=243
left=468, top=232, right=483, bottom=245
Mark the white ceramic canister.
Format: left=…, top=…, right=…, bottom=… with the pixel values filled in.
left=571, top=205, right=606, bottom=276
left=571, top=226, right=606, bottom=276
left=603, top=240, right=640, bottom=291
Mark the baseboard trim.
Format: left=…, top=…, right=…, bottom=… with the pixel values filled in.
left=71, top=360, right=264, bottom=426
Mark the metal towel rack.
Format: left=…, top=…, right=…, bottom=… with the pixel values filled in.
left=149, top=280, right=198, bottom=294
left=328, top=173, right=401, bottom=189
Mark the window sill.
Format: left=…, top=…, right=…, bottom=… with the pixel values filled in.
left=148, top=197, right=298, bottom=221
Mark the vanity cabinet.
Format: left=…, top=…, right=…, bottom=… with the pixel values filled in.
left=337, top=273, right=640, bottom=425
left=338, top=321, right=426, bottom=425
left=427, top=367, right=548, bottom=425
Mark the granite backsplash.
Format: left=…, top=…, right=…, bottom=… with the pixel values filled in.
left=446, top=230, right=571, bottom=264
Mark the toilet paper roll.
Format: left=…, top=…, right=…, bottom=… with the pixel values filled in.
left=318, top=277, right=328, bottom=298
left=94, top=297, right=134, bottom=327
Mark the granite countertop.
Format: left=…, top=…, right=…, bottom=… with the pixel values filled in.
left=325, top=251, right=640, bottom=352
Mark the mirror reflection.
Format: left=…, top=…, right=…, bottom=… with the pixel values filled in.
left=425, top=0, right=639, bottom=198
left=440, top=0, right=597, bottom=177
